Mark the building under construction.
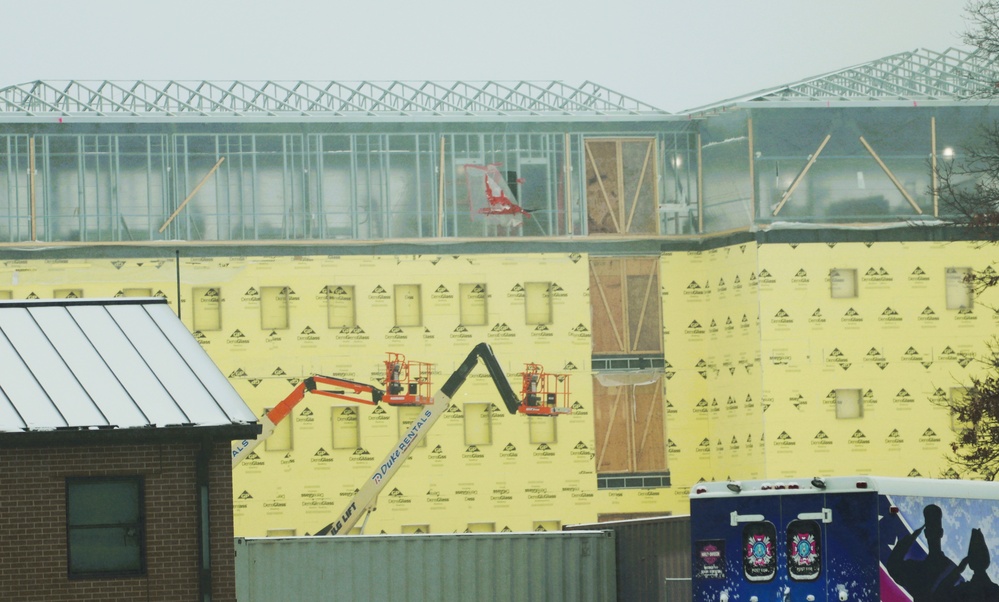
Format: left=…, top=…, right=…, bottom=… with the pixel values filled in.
left=0, top=47, right=995, bottom=535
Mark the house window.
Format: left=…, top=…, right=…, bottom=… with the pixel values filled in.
left=945, top=267, right=973, bottom=310
left=260, top=286, right=290, bottom=330
left=459, top=283, right=488, bottom=326
left=394, top=284, right=422, bottom=327
left=331, top=405, right=360, bottom=449
left=835, top=389, right=863, bottom=419
left=327, top=285, right=356, bottom=329
left=524, top=282, right=552, bottom=325
left=829, top=269, right=857, bottom=298
left=192, top=286, right=222, bottom=331
left=264, top=407, right=293, bottom=451
left=66, top=477, right=145, bottom=578
left=464, top=402, right=493, bottom=446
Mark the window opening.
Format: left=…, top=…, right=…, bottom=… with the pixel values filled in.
left=192, top=286, right=222, bottom=331
left=327, top=284, right=356, bottom=328
left=66, top=477, right=145, bottom=578
left=260, top=285, right=290, bottom=330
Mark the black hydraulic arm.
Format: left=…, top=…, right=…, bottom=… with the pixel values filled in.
left=441, top=342, right=521, bottom=414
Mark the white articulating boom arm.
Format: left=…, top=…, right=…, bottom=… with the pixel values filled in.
left=314, top=342, right=520, bottom=536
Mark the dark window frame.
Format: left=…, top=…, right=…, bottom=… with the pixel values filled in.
left=66, top=476, right=146, bottom=579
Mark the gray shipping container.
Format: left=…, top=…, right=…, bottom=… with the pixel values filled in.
left=565, top=515, right=691, bottom=602
left=234, top=530, right=616, bottom=602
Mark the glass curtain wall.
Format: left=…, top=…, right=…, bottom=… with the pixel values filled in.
left=0, top=126, right=699, bottom=243
left=700, top=111, right=753, bottom=233
left=0, top=135, right=32, bottom=242
left=443, top=132, right=573, bottom=238
left=753, top=108, right=935, bottom=223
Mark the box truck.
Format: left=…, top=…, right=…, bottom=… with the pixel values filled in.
left=690, top=476, right=999, bottom=601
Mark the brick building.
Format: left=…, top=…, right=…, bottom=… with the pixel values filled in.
left=0, top=297, right=259, bottom=601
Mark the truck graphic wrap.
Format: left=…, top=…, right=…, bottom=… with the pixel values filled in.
left=691, top=476, right=999, bottom=602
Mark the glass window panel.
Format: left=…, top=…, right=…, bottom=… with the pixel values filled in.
left=66, top=477, right=144, bottom=576
left=68, top=480, right=141, bottom=525
left=68, top=527, right=142, bottom=573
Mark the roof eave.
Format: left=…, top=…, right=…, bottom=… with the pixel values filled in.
left=0, top=422, right=262, bottom=448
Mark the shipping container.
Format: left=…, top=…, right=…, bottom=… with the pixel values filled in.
left=567, top=515, right=691, bottom=602
left=234, top=530, right=616, bottom=602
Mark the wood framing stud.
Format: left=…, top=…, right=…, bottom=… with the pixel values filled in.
left=773, top=134, right=831, bottom=216
left=159, top=157, right=226, bottom=233
left=858, top=136, right=922, bottom=214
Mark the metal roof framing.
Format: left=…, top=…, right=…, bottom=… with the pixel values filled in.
left=0, top=79, right=671, bottom=123
left=685, top=47, right=999, bottom=115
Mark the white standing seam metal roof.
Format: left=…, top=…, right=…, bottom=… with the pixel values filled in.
left=0, top=297, right=257, bottom=435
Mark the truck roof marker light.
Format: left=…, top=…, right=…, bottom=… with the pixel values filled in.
left=856, top=481, right=868, bottom=489
left=760, top=483, right=772, bottom=490
left=726, top=482, right=742, bottom=493
left=774, top=483, right=786, bottom=490
left=788, top=483, right=800, bottom=489
left=695, top=485, right=708, bottom=494
left=890, top=506, right=899, bottom=514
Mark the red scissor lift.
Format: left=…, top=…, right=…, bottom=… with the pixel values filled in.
left=518, top=363, right=572, bottom=416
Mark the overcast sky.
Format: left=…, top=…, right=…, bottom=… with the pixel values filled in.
left=1, top=0, right=971, bottom=113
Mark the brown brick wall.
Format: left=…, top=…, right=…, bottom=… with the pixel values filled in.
left=0, top=441, right=237, bottom=602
